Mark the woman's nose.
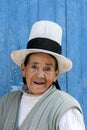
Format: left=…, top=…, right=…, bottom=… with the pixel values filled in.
left=37, top=69, right=45, bottom=78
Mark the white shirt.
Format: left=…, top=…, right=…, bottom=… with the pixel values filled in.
left=18, top=90, right=85, bottom=130
left=58, top=108, right=85, bottom=130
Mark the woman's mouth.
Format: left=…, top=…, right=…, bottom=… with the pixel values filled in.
left=33, top=81, right=45, bottom=85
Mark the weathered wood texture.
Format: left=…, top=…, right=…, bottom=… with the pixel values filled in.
left=0, top=0, right=87, bottom=128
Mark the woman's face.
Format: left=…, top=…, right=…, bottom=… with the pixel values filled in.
left=22, top=52, right=59, bottom=95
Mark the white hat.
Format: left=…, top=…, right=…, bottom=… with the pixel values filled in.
left=11, top=20, right=72, bottom=73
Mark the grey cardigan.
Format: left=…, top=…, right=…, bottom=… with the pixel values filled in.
left=0, top=87, right=82, bottom=130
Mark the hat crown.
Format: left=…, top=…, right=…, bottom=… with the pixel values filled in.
left=29, top=21, right=62, bottom=45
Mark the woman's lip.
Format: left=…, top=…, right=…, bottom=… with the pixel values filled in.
left=33, top=81, right=45, bottom=85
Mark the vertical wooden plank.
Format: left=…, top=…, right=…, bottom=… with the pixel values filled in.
left=66, top=0, right=87, bottom=128
left=38, top=0, right=56, bottom=21
left=27, top=0, right=39, bottom=34
left=55, top=0, right=67, bottom=91
left=7, top=0, right=22, bottom=92
left=80, top=2, right=87, bottom=127
left=0, top=0, right=9, bottom=96
left=7, top=0, right=29, bottom=92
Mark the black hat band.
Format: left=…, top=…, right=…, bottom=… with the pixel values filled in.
left=27, top=38, right=62, bottom=54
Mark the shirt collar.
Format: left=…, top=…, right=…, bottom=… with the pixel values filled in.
left=21, top=84, right=54, bottom=96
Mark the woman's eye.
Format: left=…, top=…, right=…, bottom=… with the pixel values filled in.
left=31, top=65, right=37, bottom=69
left=44, top=67, right=51, bottom=71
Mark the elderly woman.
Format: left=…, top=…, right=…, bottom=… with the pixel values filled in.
left=0, top=21, right=85, bottom=130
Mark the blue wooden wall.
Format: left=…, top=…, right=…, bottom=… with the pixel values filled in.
left=0, top=0, right=87, bottom=128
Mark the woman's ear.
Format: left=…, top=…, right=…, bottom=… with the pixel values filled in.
left=21, top=64, right=25, bottom=77
left=54, top=70, right=59, bottom=82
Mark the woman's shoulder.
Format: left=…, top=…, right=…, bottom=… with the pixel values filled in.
left=53, top=89, right=82, bottom=112
left=0, top=90, right=22, bottom=103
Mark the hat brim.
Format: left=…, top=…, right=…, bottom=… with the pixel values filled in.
left=11, top=49, right=72, bottom=73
